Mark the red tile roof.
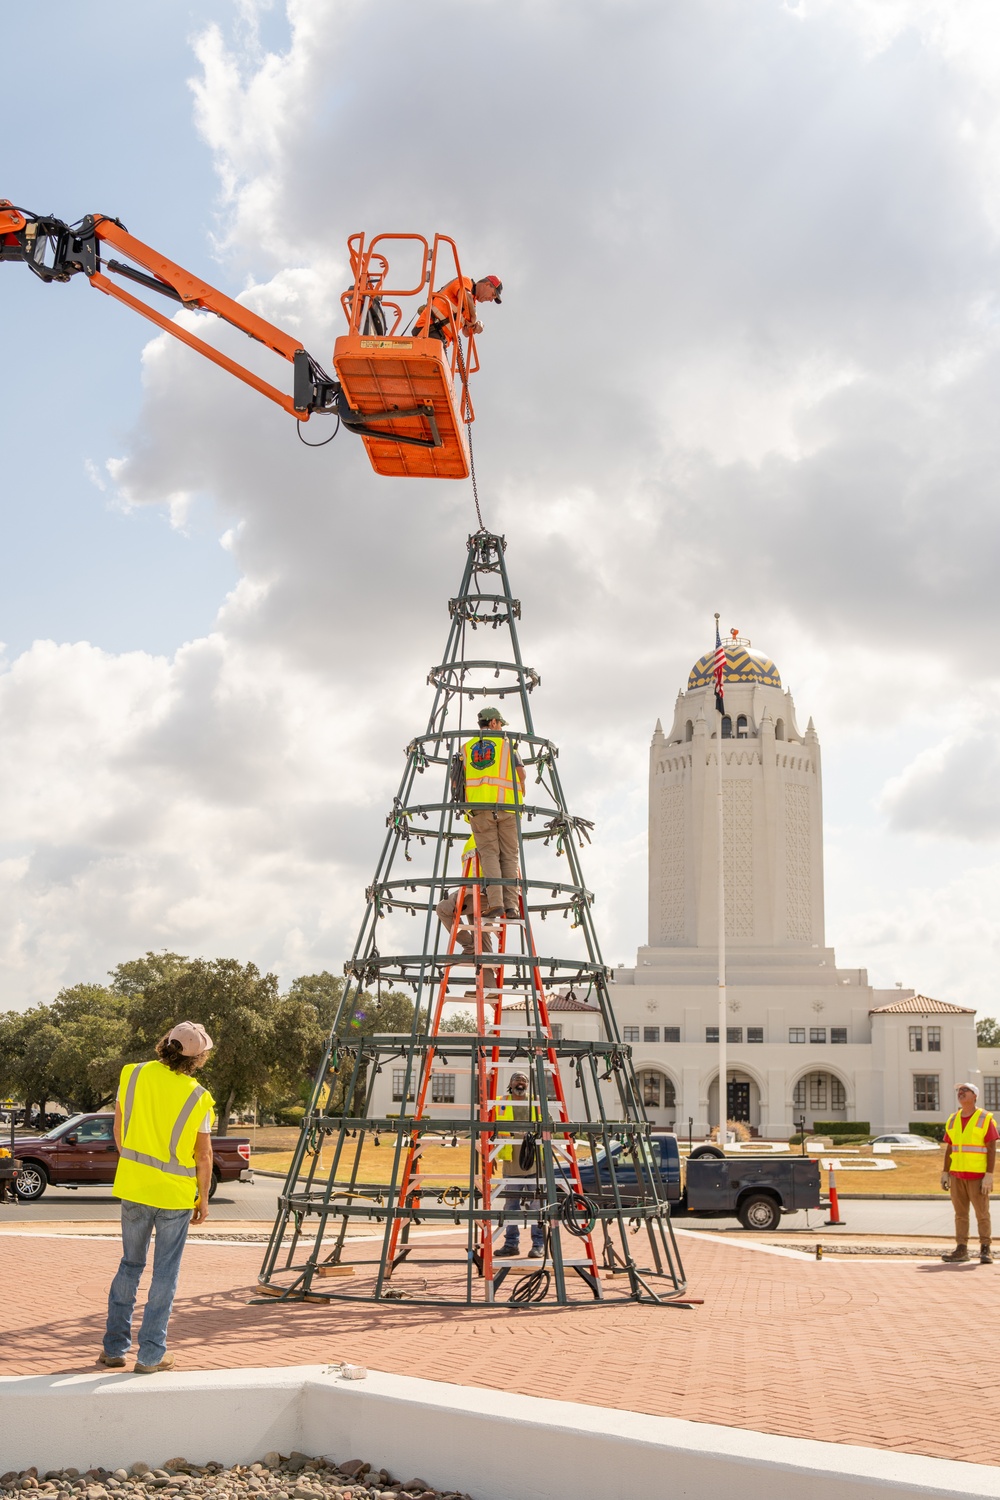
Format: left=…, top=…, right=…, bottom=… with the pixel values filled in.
left=870, top=994, right=975, bottom=1015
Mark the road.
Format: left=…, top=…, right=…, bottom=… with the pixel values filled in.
left=0, top=1179, right=963, bottom=1235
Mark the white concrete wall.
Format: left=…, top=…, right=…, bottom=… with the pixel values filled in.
left=4, top=1365, right=1000, bottom=1500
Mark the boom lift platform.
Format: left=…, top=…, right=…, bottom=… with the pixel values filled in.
left=0, top=203, right=481, bottom=479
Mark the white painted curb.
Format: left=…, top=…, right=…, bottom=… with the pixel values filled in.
left=1, top=1365, right=997, bottom=1500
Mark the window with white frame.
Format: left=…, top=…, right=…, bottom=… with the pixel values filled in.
left=747, top=1026, right=763, bottom=1042
left=392, top=1070, right=415, bottom=1103
left=789, top=1027, right=805, bottom=1043
left=913, top=1075, right=940, bottom=1112
left=831, top=1077, right=846, bottom=1110
left=809, top=1073, right=827, bottom=1107
left=984, top=1078, right=1000, bottom=1110
left=909, top=1026, right=923, bottom=1052
left=810, top=1028, right=826, bottom=1044
left=663, top=1077, right=677, bottom=1107
left=706, top=1027, right=719, bottom=1043
left=792, top=1078, right=806, bottom=1107
left=431, top=1073, right=455, bottom=1104
left=927, top=1026, right=941, bottom=1052
left=664, top=1026, right=680, bottom=1043
left=644, top=1026, right=660, bottom=1043
left=550, top=1024, right=563, bottom=1041
left=831, top=1027, right=847, bottom=1044
left=727, top=1027, right=742, bottom=1043
left=623, top=1026, right=639, bottom=1042
left=641, top=1071, right=661, bottom=1107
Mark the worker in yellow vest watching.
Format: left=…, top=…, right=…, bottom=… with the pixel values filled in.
left=99, top=1021, right=215, bottom=1373
left=435, top=833, right=498, bottom=991
left=463, top=705, right=526, bottom=921
left=941, top=1082, right=997, bottom=1264
left=494, top=1072, right=544, bottom=1259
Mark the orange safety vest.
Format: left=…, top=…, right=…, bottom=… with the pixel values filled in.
left=947, top=1108, right=995, bottom=1174
left=414, top=277, right=476, bottom=345
left=463, top=734, right=519, bottom=807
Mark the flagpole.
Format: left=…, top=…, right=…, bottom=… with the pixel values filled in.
left=715, top=613, right=727, bottom=1147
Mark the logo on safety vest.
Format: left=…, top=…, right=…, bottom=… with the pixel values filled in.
left=470, top=739, right=497, bottom=769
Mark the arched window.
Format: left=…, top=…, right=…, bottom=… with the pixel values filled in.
left=721, top=716, right=733, bottom=739
left=663, top=1076, right=677, bottom=1108
left=685, top=720, right=693, bottom=742
left=641, top=1071, right=660, bottom=1107
left=736, top=714, right=748, bottom=738
left=775, top=718, right=785, bottom=741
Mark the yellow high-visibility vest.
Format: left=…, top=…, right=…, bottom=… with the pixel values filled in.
left=463, top=735, right=518, bottom=807
left=947, top=1108, right=995, bottom=1174
left=494, top=1097, right=541, bottom=1161
left=112, top=1060, right=215, bottom=1210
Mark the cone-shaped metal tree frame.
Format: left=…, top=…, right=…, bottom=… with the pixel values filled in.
left=257, top=532, right=687, bottom=1306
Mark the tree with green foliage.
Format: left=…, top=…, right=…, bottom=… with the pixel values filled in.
left=126, top=957, right=315, bottom=1134
left=288, top=975, right=416, bottom=1118
left=977, top=1018, right=1000, bottom=1047
left=0, top=986, right=133, bottom=1118
left=440, top=1009, right=477, bottom=1033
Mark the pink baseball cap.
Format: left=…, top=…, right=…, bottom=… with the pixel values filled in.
left=167, top=1021, right=214, bottom=1056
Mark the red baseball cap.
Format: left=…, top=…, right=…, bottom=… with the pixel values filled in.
left=480, top=274, right=502, bottom=304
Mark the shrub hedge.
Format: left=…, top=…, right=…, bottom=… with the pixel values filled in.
left=813, top=1120, right=870, bottom=1136
left=909, top=1121, right=946, bottom=1142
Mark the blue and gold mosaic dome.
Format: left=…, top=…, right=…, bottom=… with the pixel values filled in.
left=688, top=640, right=781, bottom=691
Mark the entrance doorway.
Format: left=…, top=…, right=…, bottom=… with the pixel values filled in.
left=727, top=1080, right=750, bottom=1122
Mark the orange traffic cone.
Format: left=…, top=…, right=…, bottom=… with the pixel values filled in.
left=824, top=1163, right=845, bottom=1226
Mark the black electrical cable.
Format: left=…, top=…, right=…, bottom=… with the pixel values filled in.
left=559, top=1190, right=597, bottom=1237
left=296, top=413, right=341, bottom=448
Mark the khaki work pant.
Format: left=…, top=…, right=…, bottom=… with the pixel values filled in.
left=435, top=891, right=496, bottom=988
left=950, top=1175, right=992, bottom=1248
left=467, top=809, right=521, bottom=914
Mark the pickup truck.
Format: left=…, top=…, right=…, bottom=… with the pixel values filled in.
left=568, top=1135, right=821, bottom=1231
left=7, top=1111, right=253, bottom=1202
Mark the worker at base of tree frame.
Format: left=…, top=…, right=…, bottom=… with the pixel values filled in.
left=494, top=1071, right=544, bottom=1259
left=463, top=704, right=526, bottom=921
left=435, top=833, right=499, bottom=992
left=941, top=1081, right=997, bottom=1264
left=414, top=274, right=502, bottom=344
left=99, top=1021, right=215, bottom=1373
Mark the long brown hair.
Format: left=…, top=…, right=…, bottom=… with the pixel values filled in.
left=155, top=1033, right=201, bottom=1076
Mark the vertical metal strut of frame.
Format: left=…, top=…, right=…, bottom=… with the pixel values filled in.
left=256, top=531, right=687, bottom=1307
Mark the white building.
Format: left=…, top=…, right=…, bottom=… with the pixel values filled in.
left=368, top=635, right=990, bottom=1134
left=612, top=636, right=982, bottom=1137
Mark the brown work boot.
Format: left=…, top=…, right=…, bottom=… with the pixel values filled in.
left=96, top=1352, right=126, bottom=1369
left=134, top=1352, right=175, bottom=1375
left=981, top=1245, right=994, bottom=1264
left=941, top=1245, right=969, bottom=1262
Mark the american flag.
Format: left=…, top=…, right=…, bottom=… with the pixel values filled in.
left=713, top=619, right=726, bottom=715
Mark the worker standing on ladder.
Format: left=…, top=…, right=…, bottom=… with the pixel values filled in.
left=415, top=275, right=502, bottom=344
left=494, top=1072, right=544, bottom=1259
left=435, top=834, right=498, bottom=992
left=463, top=706, right=526, bottom=920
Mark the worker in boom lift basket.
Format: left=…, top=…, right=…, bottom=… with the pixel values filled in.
left=463, top=705, right=526, bottom=921
left=414, top=274, right=502, bottom=344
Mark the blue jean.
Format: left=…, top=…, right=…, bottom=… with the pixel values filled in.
left=104, top=1200, right=191, bottom=1366
left=504, top=1221, right=545, bottom=1249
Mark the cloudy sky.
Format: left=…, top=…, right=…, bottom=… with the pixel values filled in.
left=3, top=0, right=1000, bottom=1014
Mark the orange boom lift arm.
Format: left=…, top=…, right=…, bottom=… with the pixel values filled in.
left=0, top=203, right=481, bottom=479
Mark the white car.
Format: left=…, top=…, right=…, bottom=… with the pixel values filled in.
left=870, top=1132, right=939, bottom=1151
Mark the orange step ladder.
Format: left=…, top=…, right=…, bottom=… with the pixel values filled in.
left=385, top=851, right=602, bottom=1302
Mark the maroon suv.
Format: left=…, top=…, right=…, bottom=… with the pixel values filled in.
left=9, top=1112, right=253, bottom=1201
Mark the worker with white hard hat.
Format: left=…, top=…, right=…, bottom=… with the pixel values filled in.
left=941, top=1082, right=997, bottom=1264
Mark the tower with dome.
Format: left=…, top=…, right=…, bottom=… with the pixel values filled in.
left=612, top=631, right=982, bottom=1138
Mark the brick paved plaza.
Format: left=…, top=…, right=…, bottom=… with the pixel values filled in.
left=2, top=1229, right=995, bottom=1469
